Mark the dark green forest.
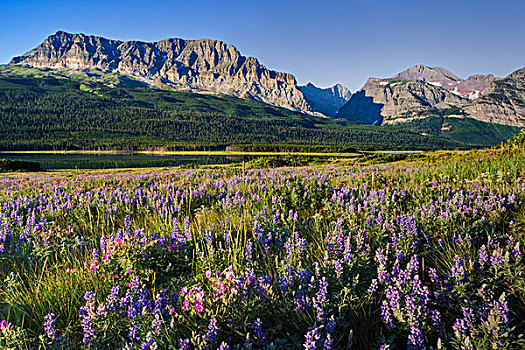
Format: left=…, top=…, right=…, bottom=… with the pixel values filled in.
left=0, top=65, right=519, bottom=151
left=387, top=107, right=521, bottom=146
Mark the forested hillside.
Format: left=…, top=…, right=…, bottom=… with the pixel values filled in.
left=0, top=66, right=514, bottom=151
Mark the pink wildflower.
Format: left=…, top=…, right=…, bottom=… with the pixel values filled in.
left=195, top=303, right=203, bottom=313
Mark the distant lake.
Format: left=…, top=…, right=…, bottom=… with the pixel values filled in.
left=0, top=152, right=262, bottom=170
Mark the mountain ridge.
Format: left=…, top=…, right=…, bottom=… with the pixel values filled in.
left=10, top=31, right=350, bottom=117
left=7, top=33, right=524, bottom=133
left=299, top=82, right=351, bottom=117
left=337, top=64, right=524, bottom=127
left=0, top=64, right=484, bottom=151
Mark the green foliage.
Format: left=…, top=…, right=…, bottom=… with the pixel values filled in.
left=247, top=155, right=312, bottom=168
left=0, top=145, right=524, bottom=348
left=388, top=115, right=521, bottom=147
left=0, top=65, right=476, bottom=151
left=357, top=153, right=426, bottom=164
left=505, top=128, right=525, bottom=149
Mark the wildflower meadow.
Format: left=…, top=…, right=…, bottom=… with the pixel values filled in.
left=1, top=132, right=525, bottom=349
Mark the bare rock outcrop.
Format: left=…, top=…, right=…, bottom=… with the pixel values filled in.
left=464, top=68, right=525, bottom=127
left=337, top=64, right=524, bottom=127
left=10, top=31, right=312, bottom=113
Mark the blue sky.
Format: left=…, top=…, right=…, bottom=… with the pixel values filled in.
left=1, top=0, right=523, bottom=91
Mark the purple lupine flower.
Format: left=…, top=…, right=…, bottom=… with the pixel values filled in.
left=405, top=295, right=418, bottom=323
left=385, top=287, right=401, bottom=315
left=141, top=332, right=157, bottom=350
left=368, top=279, right=378, bottom=293
left=253, top=318, right=265, bottom=340
left=430, top=310, right=441, bottom=326
left=334, top=260, right=343, bottom=280
left=129, top=325, right=141, bottom=343
left=151, top=314, right=163, bottom=336
left=490, top=250, right=504, bottom=266
left=408, top=255, right=419, bottom=276
left=450, top=255, right=465, bottom=279
left=245, top=240, right=253, bottom=264
left=124, top=215, right=130, bottom=234
left=203, top=318, right=218, bottom=349
left=296, top=236, right=306, bottom=257
left=317, top=277, right=328, bottom=305
left=490, top=293, right=510, bottom=325
left=79, top=306, right=96, bottom=344
left=478, top=245, right=489, bottom=266
left=326, top=315, right=336, bottom=334
left=512, top=243, right=522, bottom=259
left=1, top=221, right=12, bottom=253
left=178, top=338, right=191, bottom=350
left=303, top=327, right=320, bottom=350
left=183, top=216, right=192, bottom=240
left=407, top=324, right=425, bottom=349
left=154, top=289, right=169, bottom=318
left=171, top=217, right=179, bottom=243
left=105, top=286, right=120, bottom=312
left=327, top=243, right=335, bottom=257
left=84, top=291, right=97, bottom=309
left=428, top=268, right=439, bottom=283
left=252, top=221, right=263, bottom=242
left=284, top=239, right=293, bottom=260
left=381, top=302, right=394, bottom=330
left=278, top=276, right=289, bottom=292
left=43, top=313, right=58, bottom=343
left=453, top=307, right=476, bottom=337
left=322, top=334, right=333, bottom=350
left=130, top=276, right=141, bottom=291
left=218, top=342, right=231, bottom=350
left=205, top=229, right=214, bottom=255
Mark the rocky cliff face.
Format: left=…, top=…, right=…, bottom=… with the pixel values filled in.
left=10, top=31, right=313, bottom=113
left=391, top=64, right=496, bottom=99
left=299, top=83, right=351, bottom=117
left=337, top=77, right=467, bottom=125
left=337, top=64, right=525, bottom=127
left=391, top=64, right=462, bottom=86
left=463, top=68, right=525, bottom=127
left=452, top=74, right=496, bottom=99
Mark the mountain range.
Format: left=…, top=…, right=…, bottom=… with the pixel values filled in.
left=3, top=31, right=524, bottom=150
left=337, top=64, right=525, bottom=127
left=10, top=31, right=351, bottom=117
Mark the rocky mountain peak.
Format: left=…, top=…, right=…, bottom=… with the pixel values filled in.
left=391, top=64, right=462, bottom=86
left=331, top=84, right=352, bottom=100
left=337, top=65, right=524, bottom=127
left=337, top=78, right=466, bottom=125
left=299, top=82, right=351, bottom=117
left=10, top=31, right=312, bottom=113
left=463, top=67, right=525, bottom=126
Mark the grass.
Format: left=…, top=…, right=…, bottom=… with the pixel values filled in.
left=0, top=134, right=524, bottom=348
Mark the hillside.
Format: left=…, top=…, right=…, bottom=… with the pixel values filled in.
left=0, top=65, right=472, bottom=151
left=10, top=31, right=348, bottom=117
left=464, top=67, right=525, bottom=126
left=337, top=64, right=525, bottom=128
left=299, top=83, right=351, bottom=117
